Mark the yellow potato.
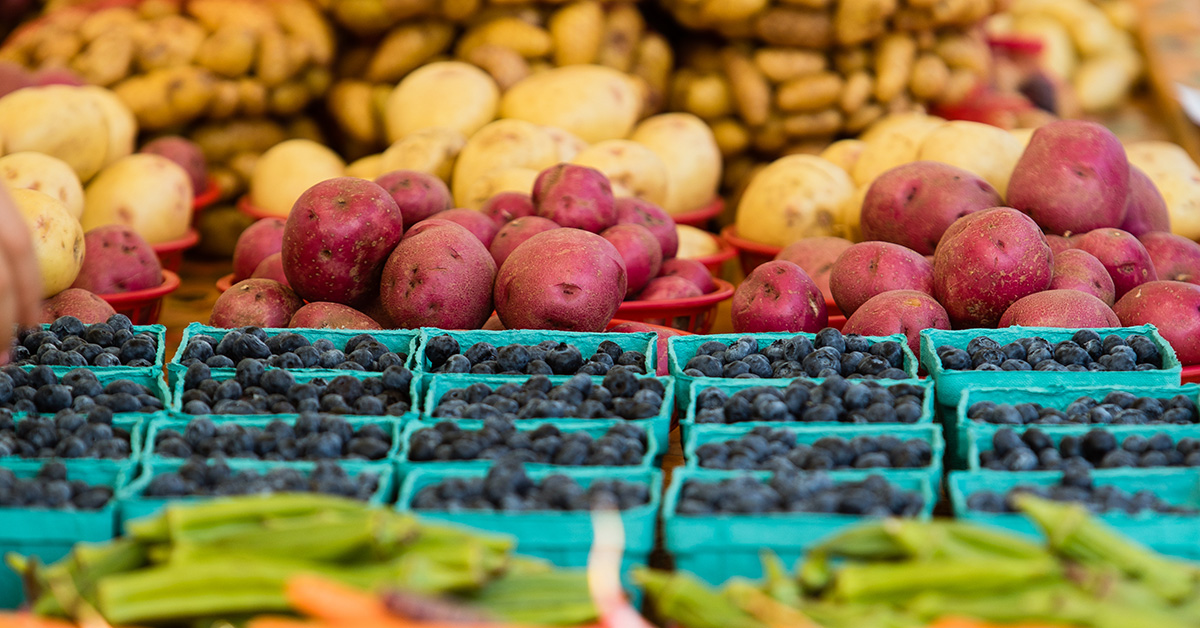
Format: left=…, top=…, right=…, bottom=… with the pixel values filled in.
left=78, top=86, right=137, bottom=169
left=852, top=115, right=946, bottom=186
left=346, top=154, right=384, bottom=180
left=819, top=139, right=867, bottom=175
left=571, top=139, right=668, bottom=206
left=736, top=154, right=856, bottom=247
left=383, top=61, right=499, bottom=143
left=0, top=152, right=85, bottom=220
left=451, top=119, right=558, bottom=206
left=675, top=224, right=721, bottom=259
left=1010, top=13, right=1077, bottom=80
left=1126, top=141, right=1200, bottom=240
left=248, top=139, right=345, bottom=217
left=0, top=86, right=110, bottom=181
left=629, top=113, right=722, bottom=215
left=839, top=184, right=869, bottom=242
left=82, top=154, right=193, bottom=245
left=11, top=188, right=84, bottom=297
left=499, top=65, right=642, bottom=143
left=379, top=126, right=466, bottom=182
left=462, top=166, right=539, bottom=210
left=1010, top=127, right=1036, bottom=148
left=917, top=120, right=1024, bottom=198
left=543, top=125, right=588, bottom=163
left=858, top=112, right=945, bottom=143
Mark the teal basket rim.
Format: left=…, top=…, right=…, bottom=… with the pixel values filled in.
left=170, top=365, right=423, bottom=416
left=965, top=422, right=1200, bottom=472
left=12, top=323, right=167, bottom=375
left=416, top=328, right=659, bottom=376
left=7, top=371, right=171, bottom=420
left=954, top=383, right=1200, bottom=428
left=421, top=373, right=674, bottom=424
left=0, top=460, right=132, bottom=541
left=0, top=413, right=148, bottom=467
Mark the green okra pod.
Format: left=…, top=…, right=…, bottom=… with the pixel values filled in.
left=832, top=556, right=1063, bottom=602
left=634, top=568, right=767, bottom=628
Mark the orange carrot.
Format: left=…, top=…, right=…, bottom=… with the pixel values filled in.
left=926, top=617, right=1082, bottom=628
left=284, top=576, right=393, bottom=622
left=246, top=616, right=328, bottom=628
left=0, top=613, right=78, bottom=628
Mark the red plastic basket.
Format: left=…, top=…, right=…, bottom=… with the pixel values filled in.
left=720, top=225, right=782, bottom=276
left=671, top=197, right=724, bottom=228
left=1183, top=365, right=1200, bottom=385
left=98, top=269, right=181, bottom=325
left=237, top=195, right=283, bottom=221
left=615, top=278, right=734, bottom=334
left=689, top=232, right=737, bottom=276
left=150, top=228, right=200, bottom=273
left=192, top=176, right=220, bottom=213
left=216, top=273, right=235, bottom=293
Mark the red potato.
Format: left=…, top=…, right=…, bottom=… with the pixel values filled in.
left=232, top=217, right=286, bottom=281
left=70, top=225, right=163, bottom=294
left=375, top=170, right=451, bottom=229
left=731, top=260, right=828, bottom=333
left=1071, top=228, right=1157, bottom=300
left=933, top=207, right=1054, bottom=327
left=1114, top=281, right=1200, bottom=363
left=532, top=163, right=617, bottom=232
left=1045, top=235, right=1073, bottom=255
left=1120, top=165, right=1170, bottom=236
left=1006, top=120, right=1130, bottom=234
left=842, top=290, right=950, bottom=355
left=289, top=302, right=382, bottom=330
left=860, top=161, right=1002, bottom=255
left=430, top=208, right=501, bottom=247
left=775, top=237, right=853, bottom=302
left=210, top=279, right=302, bottom=328
left=381, top=222, right=497, bottom=329
left=830, top=242, right=934, bottom=317
left=614, top=197, right=679, bottom=259
left=40, top=288, right=116, bottom=324
left=602, top=224, right=662, bottom=296
left=489, top=216, right=561, bottom=267
left=1050, top=249, right=1116, bottom=306
left=282, top=177, right=405, bottom=306
left=608, top=321, right=682, bottom=376
left=999, top=290, right=1120, bottom=328
left=250, top=252, right=288, bottom=286
left=141, top=136, right=208, bottom=195
left=359, top=298, right=396, bottom=329
left=401, top=218, right=458, bottom=241
left=658, top=258, right=715, bottom=293
left=32, top=67, right=84, bottom=86
left=480, top=192, right=536, bottom=226
left=494, top=229, right=627, bottom=331
left=0, top=61, right=33, bottom=99
left=1139, top=231, right=1200, bottom=285
left=637, top=276, right=703, bottom=301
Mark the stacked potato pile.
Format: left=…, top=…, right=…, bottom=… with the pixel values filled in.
left=318, top=0, right=673, bottom=152
left=661, top=0, right=999, bottom=187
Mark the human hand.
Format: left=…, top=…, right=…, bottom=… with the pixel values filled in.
left=0, top=185, right=43, bottom=350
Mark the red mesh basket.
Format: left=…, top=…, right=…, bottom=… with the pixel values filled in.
left=607, top=319, right=693, bottom=378
left=98, top=270, right=181, bottom=325
left=151, top=228, right=200, bottom=274
left=720, top=225, right=781, bottom=275
left=192, top=176, right=220, bottom=213
left=216, top=273, right=235, bottom=293
left=615, top=278, right=734, bottom=334
left=671, top=197, right=724, bottom=228
left=1183, top=365, right=1200, bottom=385
left=690, top=233, right=737, bottom=276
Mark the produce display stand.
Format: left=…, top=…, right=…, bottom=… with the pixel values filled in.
left=98, top=269, right=181, bottom=325
left=150, top=228, right=201, bottom=274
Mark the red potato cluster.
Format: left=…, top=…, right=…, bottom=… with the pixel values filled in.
left=216, top=164, right=724, bottom=332
left=71, top=225, right=163, bottom=294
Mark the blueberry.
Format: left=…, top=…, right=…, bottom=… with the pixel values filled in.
left=49, top=316, right=85, bottom=339
left=743, top=354, right=773, bottom=378
left=260, top=369, right=296, bottom=395
left=814, top=328, right=846, bottom=353
left=966, top=337, right=1001, bottom=355
left=937, top=347, right=971, bottom=370
left=206, top=355, right=235, bottom=368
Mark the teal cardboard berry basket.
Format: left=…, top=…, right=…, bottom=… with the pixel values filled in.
left=422, top=374, right=674, bottom=447
left=679, top=377, right=935, bottom=444
left=169, top=366, right=420, bottom=422
left=13, top=323, right=166, bottom=378
left=397, top=418, right=661, bottom=474
left=396, top=466, right=661, bottom=592
left=663, top=468, right=935, bottom=585
left=143, top=415, right=403, bottom=472
left=1, top=413, right=148, bottom=473
left=167, top=323, right=420, bottom=390
left=667, top=332, right=918, bottom=412
left=949, top=468, right=1200, bottom=559
left=0, top=460, right=133, bottom=608
left=415, top=328, right=658, bottom=375
left=116, top=459, right=395, bottom=528
left=682, top=423, right=943, bottom=486
left=919, top=325, right=1181, bottom=409
left=965, top=422, right=1200, bottom=472
left=947, top=384, right=1200, bottom=469
left=12, top=371, right=170, bottom=420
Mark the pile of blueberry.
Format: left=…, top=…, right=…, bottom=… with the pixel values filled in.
left=0, top=367, right=162, bottom=415
left=154, top=414, right=392, bottom=461
left=966, top=468, right=1197, bottom=515
left=968, top=392, right=1198, bottom=426
left=408, top=417, right=648, bottom=466
left=693, top=376, right=926, bottom=425
left=178, top=328, right=407, bottom=372
left=425, top=335, right=647, bottom=376
left=937, top=330, right=1164, bottom=372
left=10, top=315, right=157, bottom=368
left=143, top=458, right=379, bottom=499
left=0, top=462, right=114, bottom=509
left=681, top=329, right=909, bottom=380
left=0, top=408, right=130, bottom=459
left=695, top=426, right=932, bottom=472
left=981, top=427, right=1200, bottom=471
left=430, top=370, right=664, bottom=421
left=411, top=460, right=650, bottom=512
left=675, top=471, right=925, bottom=516
left=180, top=361, right=413, bottom=416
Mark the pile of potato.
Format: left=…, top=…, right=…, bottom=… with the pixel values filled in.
left=0, top=0, right=335, bottom=130
left=324, top=1, right=672, bottom=151
left=986, top=0, right=1143, bottom=113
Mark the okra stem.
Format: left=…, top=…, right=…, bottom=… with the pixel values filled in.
left=832, top=557, right=1062, bottom=602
